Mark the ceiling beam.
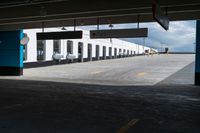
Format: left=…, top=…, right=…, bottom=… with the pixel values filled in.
left=0, top=0, right=199, bottom=30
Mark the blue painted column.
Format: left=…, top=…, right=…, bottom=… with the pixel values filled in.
left=0, top=30, right=24, bottom=76
left=195, top=20, right=200, bottom=85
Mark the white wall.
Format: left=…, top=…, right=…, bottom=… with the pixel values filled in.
left=24, top=27, right=157, bottom=63
left=45, top=40, right=53, bottom=61
left=24, top=29, right=41, bottom=62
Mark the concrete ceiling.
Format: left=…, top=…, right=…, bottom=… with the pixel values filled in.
left=0, top=0, right=200, bottom=30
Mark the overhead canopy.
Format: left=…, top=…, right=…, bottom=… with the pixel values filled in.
left=0, top=0, right=199, bottom=30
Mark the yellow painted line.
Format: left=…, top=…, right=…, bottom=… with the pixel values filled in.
left=117, top=119, right=140, bottom=133
left=91, top=70, right=104, bottom=74
left=137, top=72, right=147, bottom=77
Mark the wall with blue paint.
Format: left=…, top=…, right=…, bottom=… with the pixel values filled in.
left=195, top=20, right=200, bottom=85
left=0, top=30, right=23, bottom=68
left=196, top=21, right=200, bottom=73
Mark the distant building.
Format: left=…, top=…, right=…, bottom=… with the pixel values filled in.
left=23, top=27, right=157, bottom=68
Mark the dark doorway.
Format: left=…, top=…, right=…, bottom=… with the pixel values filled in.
left=123, top=49, right=126, bottom=58
left=114, top=48, right=117, bottom=58
left=103, top=46, right=106, bottom=60
left=119, top=49, right=122, bottom=58
left=53, top=40, right=61, bottom=54
left=96, top=45, right=100, bottom=60
left=78, top=42, right=83, bottom=62
left=109, top=47, right=112, bottom=59
left=88, top=44, right=92, bottom=61
left=37, top=40, right=46, bottom=61
left=67, top=40, right=73, bottom=54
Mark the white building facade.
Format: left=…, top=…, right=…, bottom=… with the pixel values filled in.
left=23, top=28, right=156, bottom=68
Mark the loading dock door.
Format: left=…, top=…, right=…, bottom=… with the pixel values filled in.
left=114, top=48, right=117, bottom=58
left=123, top=49, right=126, bottom=57
left=109, top=47, right=112, bottom=59
left=78, top=42, right=83, bottom=62
left=67, top=41, right=73, bottom=54
left=119, top=49, right=122, bottom=58
left=88, top=44, right=92, bottom=61
left=96, top=45, right=100, bottom=60
left=37, top=40, right=46, bottom=61
left=103, top=46, right=106, bottom=60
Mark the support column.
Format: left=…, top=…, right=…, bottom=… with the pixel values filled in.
left=195, top=20, right=200, bottom=85
left=0, top=30, right=23, bottom=76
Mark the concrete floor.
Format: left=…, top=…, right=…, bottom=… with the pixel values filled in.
left=0, top=54, right=199, bottom=133
left=1, top=54, right=195, bottom=85
left=0, top=80, right=199, bottom=133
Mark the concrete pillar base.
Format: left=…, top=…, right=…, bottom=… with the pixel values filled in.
left=0, top=67, right=23, bottom=76
left=195, top=72, right=200, bottom=85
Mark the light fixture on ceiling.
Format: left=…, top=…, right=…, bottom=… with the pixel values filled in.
left=109, top=24, right=114, bottom=29
left=61, top=27, right=67, bottom=30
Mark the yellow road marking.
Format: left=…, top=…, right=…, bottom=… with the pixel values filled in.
left=137, top=72, right=147, bottom=77
left=91, top=70, right=104, bottom=74
left=117, top=119, right=140, bottom=133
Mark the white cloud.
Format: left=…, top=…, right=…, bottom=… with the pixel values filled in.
left=79, top=20, right=196, bottom=52
left=122, top=21, right=196, bottom=52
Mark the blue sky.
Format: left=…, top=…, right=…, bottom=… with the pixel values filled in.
left=80, top=20, right=196, bottom=52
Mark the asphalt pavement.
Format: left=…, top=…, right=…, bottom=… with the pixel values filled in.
left=0, top=54, right=199, bottom=133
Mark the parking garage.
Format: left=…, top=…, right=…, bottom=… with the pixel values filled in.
left=0, top=0, right=200, bottom=133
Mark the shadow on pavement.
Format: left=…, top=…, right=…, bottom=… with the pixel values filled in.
left=0, top=79, right=199, bottom=133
